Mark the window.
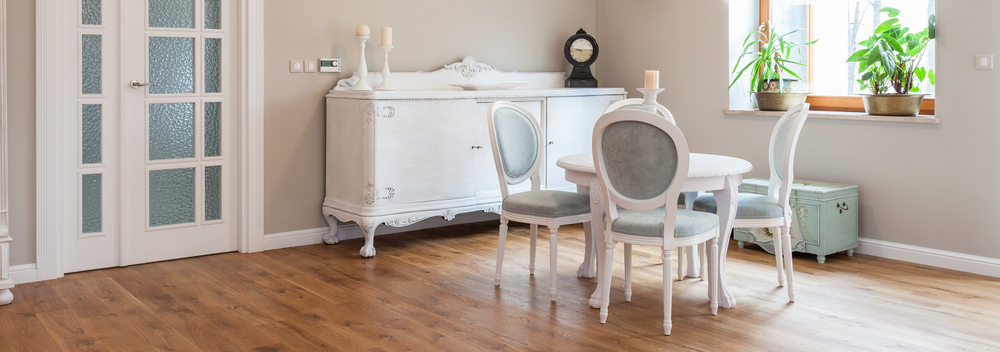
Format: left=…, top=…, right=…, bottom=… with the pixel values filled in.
left=761, top=0, right=936, bottom=114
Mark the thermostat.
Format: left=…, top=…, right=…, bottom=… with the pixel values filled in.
left=320, top=58, right=342, bottom=73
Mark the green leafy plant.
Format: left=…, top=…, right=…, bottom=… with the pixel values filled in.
left=848, top=8, right=936, bottom=94
left=730, top=22, right=817, bottom=92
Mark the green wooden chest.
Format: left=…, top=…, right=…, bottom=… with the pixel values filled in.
left=734, top=177, right=858, bottom=263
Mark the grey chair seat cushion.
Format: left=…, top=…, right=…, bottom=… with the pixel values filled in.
left=503, top=190, right=592, bottom=218
left=609, top=208, right=719, bottom=238
left=691, top=193, right=784, bottom=219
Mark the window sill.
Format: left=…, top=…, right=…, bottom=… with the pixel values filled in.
left=723, top=109, right=940, bottom=124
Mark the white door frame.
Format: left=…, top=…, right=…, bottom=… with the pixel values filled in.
left=0, top=0, right=14, bottom=305
left=34, top=0, right=264, bottom=281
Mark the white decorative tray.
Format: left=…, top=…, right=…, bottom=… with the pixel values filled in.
left=448, top=83, right=528, bottom=91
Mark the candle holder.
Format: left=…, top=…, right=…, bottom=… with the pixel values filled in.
left=352, top=35, right=374, bottom=91
left=636, top=88, right=665, bottom=113
left=375, top=46, right=395, bottom=91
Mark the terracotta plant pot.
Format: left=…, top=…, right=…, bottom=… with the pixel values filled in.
left=752, top=92, right=809, bottom=111
left=860, top=94, right=926, bottom=116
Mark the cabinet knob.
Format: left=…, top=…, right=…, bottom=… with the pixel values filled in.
left=471, top=146, right=483, bottom=149
left=548, top=141, right=554, bottom=145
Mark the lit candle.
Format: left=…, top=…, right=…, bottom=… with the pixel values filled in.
left=381, top=25, right=392, bottom=46
left=356, top=23, right=370, bottom=36
left=644, top=70, right=659, bottom=89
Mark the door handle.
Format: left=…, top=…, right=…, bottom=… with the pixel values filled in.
left=129, top=80, right=158, bottom=89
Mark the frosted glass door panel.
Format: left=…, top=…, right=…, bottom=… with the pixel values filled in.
left=149, top=168, right=195, bottom=227
left=82, top=104, right=103, bottom=164
left=149, top=0, right=194, bottom=29
left=205, top=166, right=221, bottom=221
left=205, top=0, right=221, bottom=29
left=83, top=0, right=101, bottom=25
left=149, top=37, right=194, bottom=94
left=82, top=173, right=103, bottom=233
left=205, top=38, right=221, bottom=93
left=82, top=35, right=102, bottom=94
left=149, top=102, right=195, bottom=160
left=205, top=102, right=221, bottom=157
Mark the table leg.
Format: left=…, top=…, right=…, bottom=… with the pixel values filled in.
left=711, top=176, right=740, bottom=309
left=577, top=185, right=597, bottom=279
left=587, top=177, right=606, bottom=309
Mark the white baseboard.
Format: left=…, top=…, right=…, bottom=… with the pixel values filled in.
left=263, top=212, right=501, bottom=251
left=856, top=237, right=1000, bottom=278
left=9, top=264, right=37, bottom=284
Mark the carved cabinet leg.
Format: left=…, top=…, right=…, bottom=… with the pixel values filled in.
left=0, top=289, right=11, bottom=305
left=359, top=218, right=380, bottom=258
left=322, top=214, right=340, bottom=245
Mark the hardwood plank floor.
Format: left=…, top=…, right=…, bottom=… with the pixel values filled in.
left=2, top=222, right=998, bottom=351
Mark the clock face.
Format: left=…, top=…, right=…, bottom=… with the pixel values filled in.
left=570, top=38, right=594, bottom=63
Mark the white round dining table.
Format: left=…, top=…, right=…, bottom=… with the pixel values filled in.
left=557, top=153, right=752, bottom=309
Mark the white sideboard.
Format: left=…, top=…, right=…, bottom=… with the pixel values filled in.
left=323, top=57, right=625, bottom=257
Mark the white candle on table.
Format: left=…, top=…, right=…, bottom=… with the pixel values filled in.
left=356, top=23, right=370, bottom=36
left=381, top=26, right=392, bottom=46
left=644, top=70, right=659, bottom=89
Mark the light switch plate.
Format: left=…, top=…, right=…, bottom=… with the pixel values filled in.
left=304, top=60, right=318, bottom=73
left=289, top=60, right=303, bottom=73
left=975, top=55, right=993, bottom=70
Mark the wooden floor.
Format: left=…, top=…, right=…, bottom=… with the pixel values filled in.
left=3, top=222, right=999, bottom=351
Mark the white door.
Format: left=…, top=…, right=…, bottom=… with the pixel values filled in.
left=66, top=0, right=238, bottom=271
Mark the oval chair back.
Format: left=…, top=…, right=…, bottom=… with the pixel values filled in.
left=767, top=103, right=811, bottom=218
left=604, top=98, right=675, bottom=124
left=592, top=109, right=690, bottom=247
left=487, top=101, right=545, bottom=199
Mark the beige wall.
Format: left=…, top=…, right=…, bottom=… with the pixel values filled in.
left=263, top=0, right=596, bottom=234
left=8, top=0, right=36, bottom=266
left=596, top=0, right=1000, bottom=260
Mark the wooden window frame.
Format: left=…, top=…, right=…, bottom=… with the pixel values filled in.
left=759, top=0, right=934, bottom=115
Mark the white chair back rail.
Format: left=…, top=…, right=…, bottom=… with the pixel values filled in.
left=604, top=98, right=675, bottom=124
left=767, top=103, right=811, bottom=218
left=487, top=101, right=545, bottom=199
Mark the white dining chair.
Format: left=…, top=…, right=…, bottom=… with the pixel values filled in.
left=593, top=108, right=719, bottom=335
left=488, top=101, right=592, bottom=301
left=692, top=103, right=810, bottom=302
left=605, top=99, right=699, bottom=283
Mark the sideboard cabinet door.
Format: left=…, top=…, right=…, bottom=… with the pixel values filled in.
left=544, top=95, right=622, bottom=191
left=372, top=100, right=478, bottom=205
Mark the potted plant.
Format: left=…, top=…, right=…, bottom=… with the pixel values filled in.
left=731, top=22, right=817, bottom=111
left=848, top=8, right=936, bottom=116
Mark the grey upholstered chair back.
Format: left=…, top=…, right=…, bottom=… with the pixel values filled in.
left=593, top=109, right=690, bottom=214
left=767, top=103, right=810, bottom=211
left=604, top=98, right=675, bottom=124
left=487, top=102, right=544, bottom=199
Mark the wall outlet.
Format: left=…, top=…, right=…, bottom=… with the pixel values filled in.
left=975, top=55, right=993, bottom=70
left=304, top=60, right=318, bottom=73
left=289, top=60, right=303, bottom=73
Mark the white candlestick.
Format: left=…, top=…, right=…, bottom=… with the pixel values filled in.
left=644, top=70, right=659, bottom=89
left=381, top=26, right=392, bottom=46
left=636, top=88, right=665, bottom=114
left=376, top=46, right=395, bottom=91
left=352, top=35, right=374, bottom=91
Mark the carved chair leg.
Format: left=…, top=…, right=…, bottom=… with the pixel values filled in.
left=495, top=218, right=509, bottom=286
left=549, top=226, right=559, bottom=301
left=600, top=240, right=616, bottom=324
left=662, top=247, right=673, bottom=336
left=322, top=214, right=339, bottom=245
left=624, top=243, right=632, bottom=302
left=709, top=235, right=719, bottom=315
left=781, top=225, right=796, bottom=302
left=699, top=242, right=707, bottom=282
left=772, top=227, right=785, bottom=287
left=529, top=224, right=538, bottom=276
